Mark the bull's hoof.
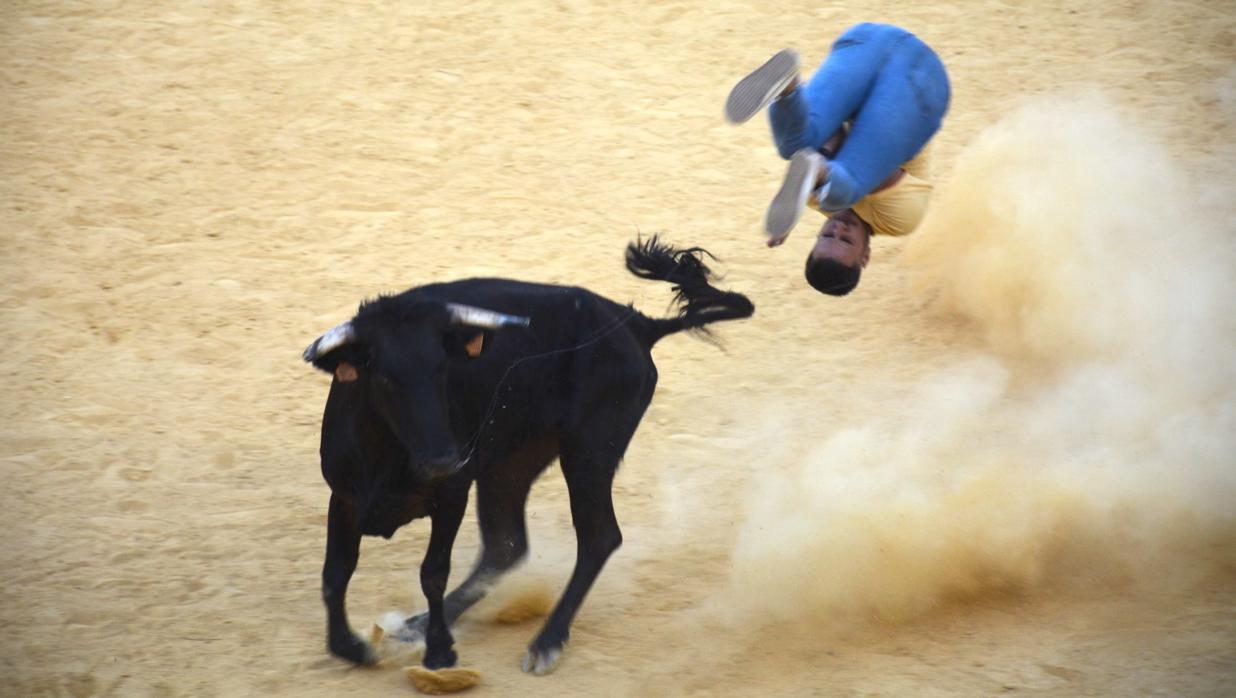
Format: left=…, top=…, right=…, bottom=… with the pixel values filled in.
left=329, top=633, right=378, bottom=666
left=520, top=644, right=563, bottom=676
left=423, top=645, right=458, bottom=670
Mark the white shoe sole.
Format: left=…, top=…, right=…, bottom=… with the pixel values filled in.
left=724, top=49, right=800, bottom=124
left=765, top=149, right=820, bottom=240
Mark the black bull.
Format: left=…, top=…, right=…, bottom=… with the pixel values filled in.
left=303, top=238, right=754, bottom=675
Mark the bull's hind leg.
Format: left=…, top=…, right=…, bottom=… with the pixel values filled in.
left=522, top=405, right=649, bottom=675
left=399, top=438, right=555, bottom=641
left=323, top=493, right=376, bottom=665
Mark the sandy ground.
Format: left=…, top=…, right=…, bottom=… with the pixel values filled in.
left=3, top=1, right=1235, bottom=696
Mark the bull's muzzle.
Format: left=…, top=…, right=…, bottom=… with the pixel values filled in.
left=415, top=449, right=470, bottom=480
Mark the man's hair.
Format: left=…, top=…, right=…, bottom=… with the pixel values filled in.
left=804, top=256, right=862, bottom=296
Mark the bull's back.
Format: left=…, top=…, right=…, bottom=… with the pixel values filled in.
left=414, top=277, right=657, bottom=441
left=414, top=277, right=652, bottom=355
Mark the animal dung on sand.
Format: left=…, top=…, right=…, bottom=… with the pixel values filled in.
left=405, top=666, right=482, bottom=694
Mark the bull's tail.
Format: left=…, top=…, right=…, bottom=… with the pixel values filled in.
left=625, top=236, right=755, bottom=344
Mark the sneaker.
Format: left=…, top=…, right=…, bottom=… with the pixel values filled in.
left=765, top=149, right=823, bottom=242
left=724, top=48, right=800, bottom=124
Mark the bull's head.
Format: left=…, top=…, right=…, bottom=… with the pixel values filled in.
left=303, top=301, right=530, bottom=479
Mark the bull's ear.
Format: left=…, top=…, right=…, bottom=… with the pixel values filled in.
left=443, top=329, right=490, bottom=360
left=334, top=361, right=360, bottom=382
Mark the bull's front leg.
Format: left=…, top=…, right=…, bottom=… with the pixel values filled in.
left=323, top=493, right=376, bottom=665
left=420, top=479, right=470, bottom=669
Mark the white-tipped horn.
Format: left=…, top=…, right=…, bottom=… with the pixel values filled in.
left=302, top=322, right=357, bottom=361
left=446, top=303, right=531, bottom=330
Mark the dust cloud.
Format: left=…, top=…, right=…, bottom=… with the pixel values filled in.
left=707, top=93, right=1236, bottom=633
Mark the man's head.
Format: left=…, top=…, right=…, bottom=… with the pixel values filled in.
left=804, top=208, right=871, bottom=296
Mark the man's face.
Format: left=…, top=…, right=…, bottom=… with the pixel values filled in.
left=810, top=209, right=870, bottom=268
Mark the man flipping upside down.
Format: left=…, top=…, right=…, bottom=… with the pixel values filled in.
left=725, top=23, right=951, bottom=296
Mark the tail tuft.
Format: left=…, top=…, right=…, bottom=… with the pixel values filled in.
left=625, top=236, right=755, bottom=341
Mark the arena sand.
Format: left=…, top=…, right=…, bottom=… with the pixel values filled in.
left=2, top=1, right=1233, bottom=696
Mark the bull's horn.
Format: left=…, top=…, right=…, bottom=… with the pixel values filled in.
left=446, top=303, right=530, bottom=330
left=302, top=321, right=356, bottom=361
